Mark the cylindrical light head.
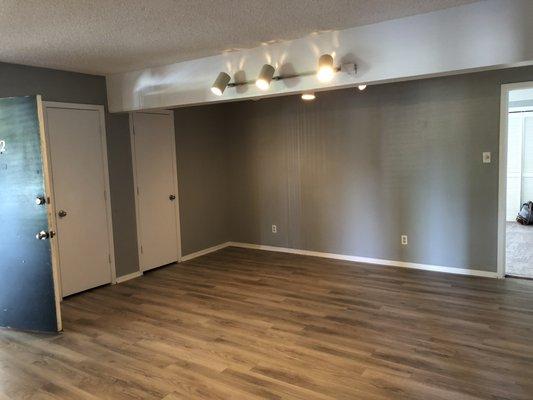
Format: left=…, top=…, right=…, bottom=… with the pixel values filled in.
left=358, top=84, right=367, bottom=91
left=301, top=92, right=316, bottom=101
left=211, top=72, right=231, bottom=96
left=256, top=64, right=275, bottom=91
left=317, top=54, right=334, bottom=82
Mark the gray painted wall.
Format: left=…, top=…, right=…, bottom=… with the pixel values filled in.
left=0, top=62, right=137, bottom=277
left=0, top=62, right=106, bottom=104
left=105, top=114, right=138, bottom=276
left=7, top=60, right=533, bottom=277
left=222, top=66, right=533, bottom=272
left=174, top=104, right=231, bottom=255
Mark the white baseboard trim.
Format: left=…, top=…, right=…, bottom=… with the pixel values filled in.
left=116, top=270, right=143, bottom=283
left=181, top=242, right=232, bottom=262
left=228, top=242, right=498, bottom=279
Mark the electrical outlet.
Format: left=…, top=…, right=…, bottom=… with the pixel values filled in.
left=483, top=152, right=491, bottom=164
left=272, top=225, right=277, bottom=234
left=401, top=235, right=408, bottom=245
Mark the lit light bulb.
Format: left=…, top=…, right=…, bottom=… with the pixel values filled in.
left=256, top=64, right=275, bottom=91
left=256, top=78, right=270, bottom=91
left=211, top=87, right=223, bottom=96
left=301, top=93, right=316, bottom=101
left=211, top=72, right=231, bottom=96
left=358, top=84, right=367, bottom=91
left=317, top=54, right=334, bottom=83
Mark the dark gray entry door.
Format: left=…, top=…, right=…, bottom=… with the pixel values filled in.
left=0, top=96, right=60, bottom=332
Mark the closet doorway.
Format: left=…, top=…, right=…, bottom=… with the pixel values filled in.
left=130, top=111, right=181, bottom=272
left=43, top=102, right=116, bottom=296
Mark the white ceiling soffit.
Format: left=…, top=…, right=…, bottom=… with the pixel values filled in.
left=107, top=0, right=533, bottom=113
left=1, top=0, right=475, bottom=75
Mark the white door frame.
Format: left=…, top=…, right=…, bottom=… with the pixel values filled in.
left=498, top=81, right=533, bottom=278
left=36, top=96, right=63, bottom=331
left=42, top=102, right=117, bottom=295
left=129, top=110, right=182, bottom=273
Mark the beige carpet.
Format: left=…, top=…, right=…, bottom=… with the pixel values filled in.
left=506, top=221, right=533, bottom=278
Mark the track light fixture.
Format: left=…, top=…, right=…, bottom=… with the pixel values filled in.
left=210, top=54, right=357, bottom=96
left=256, top=64, right=276, bottom=91
left=211, top=72, right=231, bottom=96
left=317, top=54, right=335, bottom=83
left=358, top=84, right=367, bottom=91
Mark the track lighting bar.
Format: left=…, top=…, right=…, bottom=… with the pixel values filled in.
left=225, top=66, right=343, bottom=88
left=210, top=53, right=357, bottom=96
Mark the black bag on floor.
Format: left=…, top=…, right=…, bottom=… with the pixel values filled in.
left=517, top=201, right=533, bottom=225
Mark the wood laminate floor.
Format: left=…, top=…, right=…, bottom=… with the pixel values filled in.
left=2, top=247, right=533, bottom=400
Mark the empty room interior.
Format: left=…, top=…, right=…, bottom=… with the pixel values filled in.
left=2, top=0, right=533, bottom=399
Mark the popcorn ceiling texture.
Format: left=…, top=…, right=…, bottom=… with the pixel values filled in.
left=0, top=0, right=476, bottom=75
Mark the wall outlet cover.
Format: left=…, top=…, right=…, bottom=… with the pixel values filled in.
left=483, top=152, right=491, bottom=163
left=401, top=235, right=408, bottom=245
left=272, top=225, right=277, bottom=233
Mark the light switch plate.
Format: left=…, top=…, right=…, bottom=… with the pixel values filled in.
left=483, top=152, right=491, bottom=163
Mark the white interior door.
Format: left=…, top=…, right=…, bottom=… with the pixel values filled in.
left=44, top=103, right=115, bottom=297
left=131, top=111, right=180, bottom=271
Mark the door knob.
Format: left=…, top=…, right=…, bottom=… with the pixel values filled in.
left=36, top=231, right=50, bottom=240
left=58, top=210, right=67, bottom=218
left=169, top=194, right=176, bottom=201
left=36, top=230, right=55, bottom=240
left=35, top=196, right=46, bottom=205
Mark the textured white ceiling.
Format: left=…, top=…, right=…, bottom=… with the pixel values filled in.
left=1, top=0, right=477, bottom=75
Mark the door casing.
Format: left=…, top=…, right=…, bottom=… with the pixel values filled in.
left=129, top=110, right=182, bottom=273
left=498, top=81, right=533, bottom=278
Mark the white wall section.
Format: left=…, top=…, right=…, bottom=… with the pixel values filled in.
left=107, top=0, right=533, bottom=112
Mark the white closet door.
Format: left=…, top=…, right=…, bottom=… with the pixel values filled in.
left=131, top=112, right=180, bottom=271
left=45, top=104, right=114, bottom=297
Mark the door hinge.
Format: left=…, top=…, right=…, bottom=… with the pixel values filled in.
left=136, top=186, right=139, bottom=195
left=108, top=254, right=112, bottom=263
left=140, top=245, right=143, bottom=254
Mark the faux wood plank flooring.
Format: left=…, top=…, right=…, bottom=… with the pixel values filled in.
left=2, top=247, right=533, bottom=400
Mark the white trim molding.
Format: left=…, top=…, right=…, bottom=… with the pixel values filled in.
left=181, top=242, right=231, bottom=262
left=230, top=242, right=498, bottom=278
left=498, top=80, right=533, bottom=279
left=177, top=241, right=498, bottom=278
left=116, top=271, right=143, bottom=284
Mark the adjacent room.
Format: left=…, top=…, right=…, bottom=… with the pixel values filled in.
left=1, top=1, right=533, bottom=399
left=506, top=87, right=533, bottom=278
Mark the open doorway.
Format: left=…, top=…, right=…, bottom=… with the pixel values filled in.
left=499, top=83, right=533, bottom=279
